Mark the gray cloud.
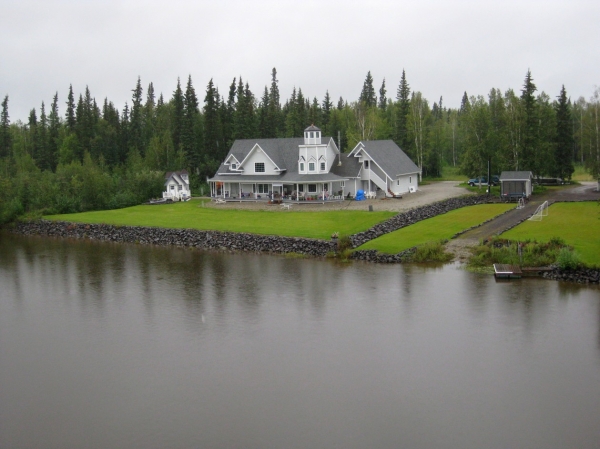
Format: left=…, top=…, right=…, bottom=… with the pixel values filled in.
left=2, top=0, right=599, bottom=121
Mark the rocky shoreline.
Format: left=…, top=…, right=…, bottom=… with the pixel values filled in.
left=11, top=195, right=492, bottom=260
left=9, top=193, right=599, bottom=284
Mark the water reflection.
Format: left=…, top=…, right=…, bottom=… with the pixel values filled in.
left=1, top=232, right=600, bottom=449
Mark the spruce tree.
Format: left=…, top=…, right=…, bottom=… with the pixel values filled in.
left=171, top=78, right=184, bottom=154
left=321, top=91, right=333, bottom=135
left=359, top=71, right=376, bottom=107
left=204, top=78, right=223, bottom=162
left=267, top=68, right=282, bottom=137
left=258, top=86, right=270, bottom=137
left=0, top=95, right=10, bottom=158
left=182, top=75, right=200, bottom=171
left=520, top=70, right=538, bottom=173
left=28, top=108, right=38, bottom=160
left=378, top=78, right=387, bottom=110
left=130, top=77, right=144, bottom=155
left=395, top=69, right=411, bottom=150
left=48, top=93, right=60, bottom=170
left=120, top=103, right=130, bottom=164
left=65, top=84, right=76, bottom=132
left=308, top=97, right=321, bottom=128
left=554, top=85, right=574, bottom=180
left=37, top=102, right=51, bottom=170
left=144, top=82, right=156, bottom=150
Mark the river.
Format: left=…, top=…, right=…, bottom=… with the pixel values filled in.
left=1, top=233, right=599, bottom=449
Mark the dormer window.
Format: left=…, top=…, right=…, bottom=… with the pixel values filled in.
left=255, top=162, right=265, bottom=173
left=364, top=160, right=369, bottom=169
left=320, top=162, right=326, bottom=171
left=309, top=162, right=315, bottom=172
left=300, top=162, right=305, bottom=172
left=231, top=163, right=237, bottom=170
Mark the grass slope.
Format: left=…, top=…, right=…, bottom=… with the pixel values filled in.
left=357, top=204, right=514, bottom=254
left=44, top=200, right=395, bottom=240
left=501, top=202, right=600, bottom=266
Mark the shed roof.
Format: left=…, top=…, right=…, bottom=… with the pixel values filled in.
left=500, top=171, right=533, bottom=181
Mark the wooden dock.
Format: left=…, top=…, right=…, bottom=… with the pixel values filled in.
left=493, top=264, right=522, bottom=279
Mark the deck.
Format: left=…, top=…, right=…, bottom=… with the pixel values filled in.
left=493, top=264, right=523, bottom=279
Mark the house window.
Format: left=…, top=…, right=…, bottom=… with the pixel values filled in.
left=178, top=185, right=182, bottom=191
left=257, top=184, right=269, bottom=194
left=409, top=176, right=412, bottom=183
left=300, top=162, right=305, bottom=172
left=299, top=184, right=304, bottom=192
left=397, top=180, right=400, bottom=186
left=364, top=160, right=369, bottom=169
left=341, top=181, right=345, bottom=187
left=310, top=132, right=314, bottom=138
left=231, top=163, right=237, bottom=170
left=320, top=162, right=326, bottom=171
left=308, top=184, right=317, bottom=193
left=170, top=185, right=175, bottom=190
left=255, top=162, right=265, bottom=173
left=309, top=162, right=315, bottom=172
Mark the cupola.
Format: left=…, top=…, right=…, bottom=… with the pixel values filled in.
left=304, top=124, right=321, bottom=145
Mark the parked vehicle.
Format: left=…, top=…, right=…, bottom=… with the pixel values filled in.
left=468, top=175, right=499, bottom=186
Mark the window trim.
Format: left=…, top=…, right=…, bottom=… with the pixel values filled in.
left=308, top=184, right=317, bottom=193
left=254, top=162, right=265, bottom=173
left=320, top=161, right=326, bottom=171
left=308, top=162, right=315, bottom=172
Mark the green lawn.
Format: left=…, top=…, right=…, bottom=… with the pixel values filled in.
left=44, top=200, right=396, bottom=240
left=357, top=204, right=515, bottom=254
left=501, top=202, right=600, bottom=266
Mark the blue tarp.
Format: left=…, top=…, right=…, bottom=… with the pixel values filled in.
left=355, top=189, right=366, bottom=201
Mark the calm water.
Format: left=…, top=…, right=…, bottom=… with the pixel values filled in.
left=1, top=233, right=599, bottom=449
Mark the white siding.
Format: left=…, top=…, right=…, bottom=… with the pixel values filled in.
left=243, top=148, right=278, bottom=175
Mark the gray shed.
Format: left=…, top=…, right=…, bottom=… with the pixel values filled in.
left=499, top=171, right=533, bottom=200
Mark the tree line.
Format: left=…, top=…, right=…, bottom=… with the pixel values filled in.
left=1, top=68, right=599, bottom=223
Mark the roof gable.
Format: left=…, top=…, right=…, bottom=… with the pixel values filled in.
left=348, top=140, right=420, bottom=177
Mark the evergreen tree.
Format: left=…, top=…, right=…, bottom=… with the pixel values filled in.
left=395, top=69, right=411, bottom=151
left=182, top=75, right=200, bottom=171
left=554, top=85, right=574, bottom=180
left=308, top=97, right=321, bottom=128
left=204, top=78, right=223, bottom=162
left=65, top=84, right=76, bottom=132
left=129, top=77, right=144, bottom=155
left=378, top=78, right=387, bottom=110
left=37, top=102, right=51, bottom=170
left=337, top=96, right=345, bottom=110
left=258, top=86, right=270, bottom=137
left=221, top=78, right=236, bottom=147
left=359, top=71, right=376, bottom=107
left=28, top=108, right=38, bottom=160
left=0, top=95, right=10, bottom=158
left=120, top=103, right=130, bottom=164
left=143, top=82, right=156, bottom=151
left=171, top=78, right=184, bottom=154
left=520, top=70, right=538, bottom=173
left=48, top=93, right=60, bottom=170
left=322, top=91, right=333, bottom=135
left=267, top=68, right=282, bottom=137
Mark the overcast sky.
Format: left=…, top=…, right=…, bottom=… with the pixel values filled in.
left=2, top=0, right=599, bottom=122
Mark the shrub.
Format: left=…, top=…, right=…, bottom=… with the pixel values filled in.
left=411, top=240, right=453, bottom=263
left=557, top=248, right=580, bottom=270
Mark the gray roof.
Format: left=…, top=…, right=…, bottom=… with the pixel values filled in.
left=350, top=140, right=420, bottom=177
left=211, top=137, right=419, bottom=183
left=500, top=171, right=533, bottom=181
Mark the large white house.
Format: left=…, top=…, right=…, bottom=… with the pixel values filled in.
left=208, top=125, right=420, bottom=200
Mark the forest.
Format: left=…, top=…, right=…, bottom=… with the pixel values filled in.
left=0, top=68, right=599, bottom=224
